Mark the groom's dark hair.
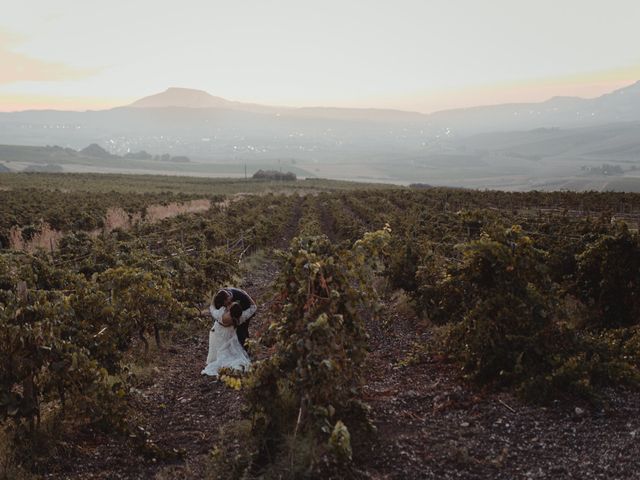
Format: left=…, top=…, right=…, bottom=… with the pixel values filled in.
left=214, top=289, right=230, bottom=309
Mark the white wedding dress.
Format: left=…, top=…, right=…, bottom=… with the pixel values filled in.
left=201, top=308, right=251, bottom=377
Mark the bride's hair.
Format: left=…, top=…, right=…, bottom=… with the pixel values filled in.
left=229, top=302, right=243, bottom=321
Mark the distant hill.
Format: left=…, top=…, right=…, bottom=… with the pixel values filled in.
left=0, top=143, right=313, bottom=178
left=430, top=80, right=640, bottom=135
left=80, top=143, right=115, bottom=158
left=130, top=87, right=281, bottom=114
left=1, top=82, right=640, bottom=190
left=131, top=87, right=235, bottom=109
left=0, top=82, right=638, bottom=151
left=0, top=144, right=192, bottom=170
left=128, top=87, right=424, bottom=122
left=456, top=121, right=640, bottom=161
left=126, top=82, right=640, bottom=128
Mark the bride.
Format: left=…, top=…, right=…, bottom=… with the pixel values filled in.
left=201, top=302, right=251, bottom=377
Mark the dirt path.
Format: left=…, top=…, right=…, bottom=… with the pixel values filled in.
left=357, top=298, right=640, bottom=480
left=276, top=196, right=304, bottom=249
left=317, top=197, right=338, bottom=244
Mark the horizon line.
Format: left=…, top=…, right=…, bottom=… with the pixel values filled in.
left=0, top=78, right=638, bottom=116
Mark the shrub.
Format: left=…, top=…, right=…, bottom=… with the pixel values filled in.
left=0, top=289, right=113, bottom=431
left=574, top=226, right=640, bottom=328
left=224, top=228, right=389, bottom=477
left=97, top=267, right=189, bottom=352
left=438, top=227, right=559, bottom=385
left=430, top=226, right=640, bottom=402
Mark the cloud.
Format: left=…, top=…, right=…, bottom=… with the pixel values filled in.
left=0, top=29, right=97, bottom=84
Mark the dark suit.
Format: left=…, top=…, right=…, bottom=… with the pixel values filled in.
left=228, top=288, right=255, bottom=347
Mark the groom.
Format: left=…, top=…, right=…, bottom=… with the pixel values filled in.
left=212, top=287, right=257, bottom=348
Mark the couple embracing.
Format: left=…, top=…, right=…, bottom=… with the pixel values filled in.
left=201, top=287, right=256, bottom=377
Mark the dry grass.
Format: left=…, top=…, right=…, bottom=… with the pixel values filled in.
left=8, top=226, right=24, bottom=250
left=8, top=224, right=64, bottom=253
left=7, top=199, right=211, bottom=253
left=145, top=199, right=211, bottom=222
left=103, top=207, right=142, bottom=232
left=30, top=225, right=64, bottom=252
left=104, top=199, right=211, bottom=232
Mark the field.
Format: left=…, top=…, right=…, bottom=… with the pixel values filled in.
left=4, top=141, right=640, bottom=192
left=0, top=172, right=398, bottom=194
left=1, top=172, right=640, bottom=479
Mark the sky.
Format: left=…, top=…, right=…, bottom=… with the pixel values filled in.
left=1, top=0, right=639, bottom=113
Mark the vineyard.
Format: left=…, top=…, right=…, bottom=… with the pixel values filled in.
left=1, top=173, right=640, bottom=479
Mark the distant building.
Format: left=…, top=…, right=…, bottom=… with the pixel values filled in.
left=252, top=169, right=297, bottom=181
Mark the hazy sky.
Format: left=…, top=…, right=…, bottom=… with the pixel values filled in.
left=1, top=0, right=639, bottom=112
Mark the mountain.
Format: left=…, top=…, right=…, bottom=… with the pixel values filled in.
left=456, top=121, right=640, bottom=161
left=0, top=82, right=639, bottom=183
left=130, top=87, right=236, bottom=109
left=0, top=97, right=431, bottom=161
left=428, top=80, right=640, bottom=135
left=591, top=80, right=640, bottom=117
left=1, top=81, right=638, bottom=144
left=129, top=87, right=424, bottom=122
left=130, top=87, right=281, bottom=114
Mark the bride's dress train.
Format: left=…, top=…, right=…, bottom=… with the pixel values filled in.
left=201, top=323, right=250, bottom=377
